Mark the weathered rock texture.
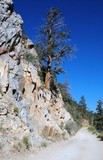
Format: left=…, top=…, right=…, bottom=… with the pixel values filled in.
left=0, top=0, right=75, bottom=153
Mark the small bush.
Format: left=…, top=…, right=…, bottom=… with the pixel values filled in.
left=24, top=53, right=37, bottom=64
left=14, top=107, right=19, bottom=115
left=38, top=70, right=44, bottom=82
left=97, top=132, right=103, bottom=141
left=88, top=126, right=103, bottom=141
left=88, top=126, right=96, bottom=134
left=23, top=136, right=30, bottom=149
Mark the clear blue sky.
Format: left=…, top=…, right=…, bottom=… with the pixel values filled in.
left=13, top=0, right=103, bottom=111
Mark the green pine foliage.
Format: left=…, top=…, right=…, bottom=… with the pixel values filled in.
left=35, top=8, right=73, bottom=89
left=58, top=82, right=94, bottom=127
left=49, top=81, right=82, bottom=126
left=24, top=52, right=37, bottom=64
left=34, top=7, right=102, bottom=130
left=94, top=100, right=103, bottom=132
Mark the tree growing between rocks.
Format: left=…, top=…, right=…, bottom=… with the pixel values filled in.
left=58, top=81, right=71, bottom=102
left=35, top=8, right=73, bottom=90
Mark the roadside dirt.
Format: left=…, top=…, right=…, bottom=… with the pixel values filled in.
left=1, top=128, right=103, bottom=160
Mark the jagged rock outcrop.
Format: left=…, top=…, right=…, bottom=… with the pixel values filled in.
left=0, top=0, right=75, bottom=153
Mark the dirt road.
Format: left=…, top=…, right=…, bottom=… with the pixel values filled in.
left=29, top=128, right=103, bottom=160
left=1, top=128, right=103, bottom=160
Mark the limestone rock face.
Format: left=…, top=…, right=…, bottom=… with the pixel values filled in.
left=0, top=0, right=75, bottom=153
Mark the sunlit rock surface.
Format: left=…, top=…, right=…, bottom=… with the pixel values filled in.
left=0, top=0, right=75, bottom=153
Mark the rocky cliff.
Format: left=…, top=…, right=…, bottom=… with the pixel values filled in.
left=0, top=0, right=75, bottom=153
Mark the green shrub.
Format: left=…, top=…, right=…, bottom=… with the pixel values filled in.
left=24, top=53, right=37, bottom=64
left=88, top=126, right=103, bottom=141
left=23, top=136, right=30, bottom=149
left=88, top=126, right=96, bottom=134
left=14, top=107, right=19, bottom=115
left=38, top=70, right=44, bottom=82
left=96, top=131, right=103, bottom=141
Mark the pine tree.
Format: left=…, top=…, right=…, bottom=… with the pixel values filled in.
left=94, top=100, right=103, bottom=132
left=79, top=96, right=87, bottom=118
left=58, top=81, right=71, bottom=102
left=35, top=8, right=73, bottom=90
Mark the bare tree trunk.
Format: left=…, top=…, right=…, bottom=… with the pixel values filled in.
left=45, top=56, right=52, bottom=90
left=45, top=71, right=51, bottom=90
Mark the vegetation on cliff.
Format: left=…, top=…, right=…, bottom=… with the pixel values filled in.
left=35, top=7, right=103, bottom=130
left=35, top=8, right=73, bottom=90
